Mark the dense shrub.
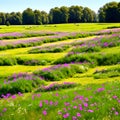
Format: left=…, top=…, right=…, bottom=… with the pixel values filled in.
left=54, top=52, right=120, bottom=67
left=16, top=57, right=49, bottom=65
left=54, top=54, right=93, bottom=65
left=93, top=66, right=120, bottom=79
left=0, top=56, right=50, bottom=66
left=95, top=53, right=120, bottom=66
left=70, top=33, right=120, bottom=55
left=72, top=46, right=101, bottom=53
left=0, top=73, right=46, bottom=96
left=34, top=64, right=88, bottom=81
left=29, top=45, right=70, bottom=53
left=0, top=57, right=17, bottom=66
left=36, top=82, right=78, bottom=92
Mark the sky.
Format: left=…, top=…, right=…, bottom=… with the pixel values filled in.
left=0, top=0, right=119, bottom=13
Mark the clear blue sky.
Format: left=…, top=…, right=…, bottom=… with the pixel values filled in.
left=0, top=0, right=119, bottom=13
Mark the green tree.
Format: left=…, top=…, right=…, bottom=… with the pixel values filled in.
left=0, top=12, right=6, bottom=25
left=49, top=7, right=62, bottom=24
left=22, top=8, right=35, bottom=25
left=118, top=2, right=120, bottom=21
left=60, top=6, right=69, bottom=23
left=69, top=6, right=83, bottom=23
left=82, top=7, right=96, bottom=22
left=34, top=10, right=42, bottom=25
left=41, top=11, right=49, bottom=24
left=98, top=2, right=120, bottom=22
left=49, top=8, right=53, bottom=24
left=98, top=7, right=106, bottom=22
left=105, top=2, right=118, bottom=22
left=8, top=12, right=22, bottom=25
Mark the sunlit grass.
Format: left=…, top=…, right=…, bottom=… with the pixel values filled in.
left=60, top=76, right=120, bottom=85
left=0, top=24, right=120, bottom=120
left=0, top=80, right=120, bottom=120
left=49, top=64, right=120, bottom=85
left=16, top=52, right=67, bottom=61
left=0, top=36, right=95, bottom=55
left=0, top=47, right=31, bottom=55
left=0, top=65, right=50, bottom=78
left=0, top=23, right=120, bottom=33
left=101, top=46, right=120, bottom=53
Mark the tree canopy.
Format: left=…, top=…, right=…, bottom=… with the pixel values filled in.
left=98, top=1, right=120, bottom=22
left=0, top=2, right=119, bottom=25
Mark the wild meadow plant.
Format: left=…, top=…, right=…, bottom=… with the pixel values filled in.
left=0, top=56, right=49, bottom=66
left=29, top=44, right=70, bottom=53
left=0, top=73, right=46, bottom=96
left=0, top=29, right=120, bottom=50
left=54, top=33, right=120, bottom=66
left=0, top=32, right=54, bottom=40
left=93, top=66, right=120, bottom=79
left=34, top=64, right=88, bottom=81
left=0, top=28, right=120, bottom=120
left=71, top=33, right=120, bottom=54
left=54, top=51, right=120, bottom=67
left=0, top=32, right=93, bottom=50
left=0, top=81, right=120, bottom=120
left=0, top=32, right=24, bottom=39
left=36, top=82, right=78, bottom=92
left=2, top=29, right=120, bottom=51
left=0, top=63, right=87, bottom=96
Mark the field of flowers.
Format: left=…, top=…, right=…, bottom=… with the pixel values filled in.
left=0, top=24, right=120, bottom=120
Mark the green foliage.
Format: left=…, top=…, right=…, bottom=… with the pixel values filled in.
left=0, top=23, right=120, bottom=120
left=6, top=21, right=10, bottom=26
left=16, top=57, right=50, bottom=66
left=82, top=7, right=97, bottom=22
left=93, top=66, right=120, bottom=79
left=22, top=8, right=35, bottom=25
left=36, top=82, right=78, bottom=92
left=98, top=1, right=120, bottom=22
left=54, top=52, right=120, bottom=67
left=0, top=12, right=6, bottom=25
left=0, top=33, right=93, bottom=50
left=0, top=57, right=17, bottom=66
left=72, top=46, right=101, bottom=53
left=28, top=45, right=70, bottom=53
left=0, top=56, right=49, bottom=66
left=96, top=53, right=120, bottom=66
left=0, top=81, right=120, bottom=120
left=34, top=10, right=42, bottom=25
left=0, top=75, right=45, bottom=96
left=8, top=12, right=22, bottom=25
left=34, top=64, right=88, bottom=81
left=69, top=6, right=83, bottom=23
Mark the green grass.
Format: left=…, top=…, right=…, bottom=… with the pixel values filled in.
left=0, top=47, right=30, bottom=55
left=0, top=81, right=120, bottom=120
left=0, top=23, right=120, bottom=33
left=0, top=24, right=120, bottom=120
left=0, top=36, right=95, bottom=55
left=101, top=46, right=120, bottom=53
left=0, top=65, right=50, bottom=79
left=50, top=64, right=120, bottom=85
left=16, top=52, right=66, bottom=61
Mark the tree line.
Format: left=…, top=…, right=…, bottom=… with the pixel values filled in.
left=0, top=1, right=120, bottom=25
left=98, top=1, right=120, bottom=22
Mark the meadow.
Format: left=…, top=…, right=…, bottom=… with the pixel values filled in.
left=0, top=23, right=120, bottom=120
